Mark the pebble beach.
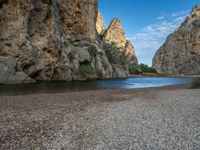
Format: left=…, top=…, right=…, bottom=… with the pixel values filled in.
left=0, top=86, right=200, bottom=149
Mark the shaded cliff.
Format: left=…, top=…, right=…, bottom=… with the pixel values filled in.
left=153, top=5, right=200, bottom=75
left=0, top=0, right=133, bottom=84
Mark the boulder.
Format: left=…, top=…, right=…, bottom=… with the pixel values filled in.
left=0, top=57, right=35, bottom=84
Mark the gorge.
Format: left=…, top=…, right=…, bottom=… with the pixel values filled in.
left=0, top=0, right=138, bottom=84
left=0, top=1, right=199, bottom=85
left=0, top=2, right=199, bottom=149
left=153, top=5, right=200, bottom=75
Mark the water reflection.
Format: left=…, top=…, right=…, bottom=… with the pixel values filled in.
left=96, top=78, right=193, bottom=89
left=0, top=78, right=193, bottom=96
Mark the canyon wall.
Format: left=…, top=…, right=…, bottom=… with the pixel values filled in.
left=0, top=0, right=138, bottom=84
left=153, top=5, right=200, bottom=75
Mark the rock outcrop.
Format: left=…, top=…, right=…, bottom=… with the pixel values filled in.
left=103, top=18, right=138, bottom=64
left=96, top=10, right=106, bottom=35
left=125, top=40, right=138, bottom=64
left=103, top=18, right=127, bottom=48
left=0, top=0, right=135, bottom=84
left=153, top=5, right=200, bottom=75
left=0, top=56, right=35, bottom=84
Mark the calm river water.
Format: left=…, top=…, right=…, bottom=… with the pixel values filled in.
left=0, top=77, right=193, bottom=96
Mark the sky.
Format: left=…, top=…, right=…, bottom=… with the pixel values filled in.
left=98, top=0, right=199, bottom=65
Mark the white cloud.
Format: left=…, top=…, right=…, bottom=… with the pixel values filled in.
left=130, top=10, right=189, bottom=65
left=157, top=16, right=165, bottom=20
left=171, top=10, right=187, bottom=17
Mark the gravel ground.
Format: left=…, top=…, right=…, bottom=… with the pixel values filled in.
left=0, top=87, right=200, bottom=150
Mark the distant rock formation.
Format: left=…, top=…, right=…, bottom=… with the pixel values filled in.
left=103, top=18, right=138, bottom=64
left=125, top=40, right=138, bottom=64
left=96, top=11, right=136, bottom=60
left=0, top=0, right=136, bottom=84
left=153, top=5, right=200, bottom=75
left=103, top=18, right=127, bottom=48
left=96, top=10, right=106, bottom=35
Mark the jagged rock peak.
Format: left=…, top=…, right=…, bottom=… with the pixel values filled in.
left=152, top=5, right=200, bottom=75
left=192, top=4, right=200, bottom=15
left=96, top=10, right=106, bottom=34
left=180, top=4, right=200, bottom=27
left=0, top=0, right=136, bottom=84
left=103, top=18, right=138, bottom=64
left=103, top=18, right=127, bottom=48
left=0, top=0, right=122, bottom=83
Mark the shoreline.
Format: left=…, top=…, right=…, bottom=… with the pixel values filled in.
left=0, top=81, right=193, bottom=97
left=0, top=75, right=198, bottom=86
left=0, top=82, right=199, bottom=149
left=129, top=74, right=200, bottom=78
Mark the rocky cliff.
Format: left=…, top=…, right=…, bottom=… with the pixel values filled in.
left=103, top=18, right=127, bottom=48
left=103, top=18, right=138, bottom=64
left=153, top=5, right=200, bottom=75
left=96, top=10, right=106, bottom=35
left=0, top=0, right=134, bottom=84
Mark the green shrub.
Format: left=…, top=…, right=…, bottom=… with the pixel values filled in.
left=156, top=73, right=168, bottom=76
left=104, top=48, right=112, bottom=61
left=174, top=54, right=180, bottom=59
left=88, top=45, right=97, bottom=57
left=103, top=43, right=128, bottom=65
left=129, top=64, right=142, bottom=74
left=59, top=66, right=66, bottom=72
left=140, top=64, right=157, bottom=73
left=129, top=64, right=157, bottom=74
left=79, top=64, right=95, bottom=77
left=68, top=52, right=75, bottom=62
left=67, top=39, right=74, bottom=45
left=104, top=43, right=116, bottom=63
left=119, top=51, right=128, bottom=66
left=192, top=78, right=200, bottom=88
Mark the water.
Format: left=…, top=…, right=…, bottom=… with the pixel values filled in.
left=0, top=77, right=193, bottom=96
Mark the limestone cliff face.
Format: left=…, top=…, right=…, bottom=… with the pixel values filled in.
left=0, top=0, right=119, bottom=83
left=103, top=18, right=138, bottom=64
left=153, top=5, right=200, bottom=75
left=96, top=10, right=105, bottom=35
left=103, top=18, right=127, bottom=48
left=125, top=40, right=138, bottom=64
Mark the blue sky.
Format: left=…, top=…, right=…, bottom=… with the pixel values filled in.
left=99, top=0, right=199, bottom=65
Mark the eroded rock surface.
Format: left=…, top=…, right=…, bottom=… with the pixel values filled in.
left=125, top=40, right=138, bottom=64
left=0, top=57, right=35, bottom=84
left=0, top=0, right=134, bottom=83
left=96, top=10, right=106, bottom=35
left=103, top=18, right=127, bottom=48
left=103, top=18, right=138, bottom=65
left=153, top=5, right=200, bottom=75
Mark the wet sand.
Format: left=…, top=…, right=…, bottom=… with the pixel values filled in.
left=0, top=85, right=200, bottom=149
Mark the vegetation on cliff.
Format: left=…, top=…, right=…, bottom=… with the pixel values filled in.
left=0, top=0, right=139, bottom=84
left=192, top=78, right=200, bottom=88
left=103, top=43, right=128, bottom=66
left=129, top=64, right=157, bottom=75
